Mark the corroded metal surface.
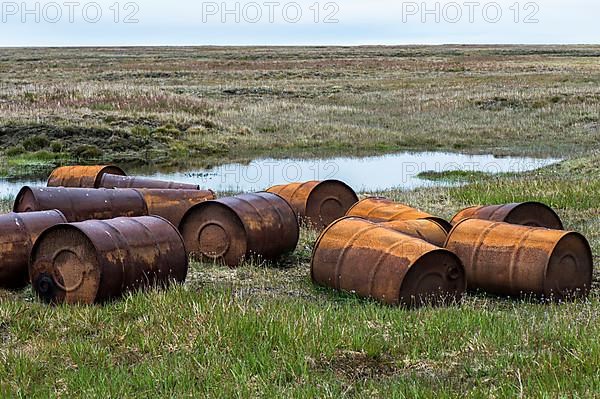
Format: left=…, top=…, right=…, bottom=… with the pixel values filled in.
left=134, top=188, right=216, bottom=227
left=14, top=187, right=148, bottom=222
left=346, top=197, right=452, bottom=232
left=100, top=174, right=201, bottom=190
left=47, top=165, right=126, bottom=188
left=445, top=219, right=593, bottom=300
left=180, top=192, right=299, bottom=267
left=380, top=219, right=449, bottom=247
left=450, top=202, right=564, bottom=230
left=0, top=210, right=67, bottom=290
left=29, top=216, right=188, bottom=305
left=267, top=180, right=359, bottom=230
left=311, top=217, right=466, bottom=307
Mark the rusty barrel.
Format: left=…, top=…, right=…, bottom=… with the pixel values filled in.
left=29, top=216, right=188, bottom=305
left=311, top=217, right=466, bottom=307
left=14, top=187, right=148, bottom=222
left=0, top=210, right=67, bottom=290
left=47, top=165, right=126, bottom=188
left=380, top=219, right=448, bottom=248
left=100, top=174, right=201, bottom=190
left=346, top=197, right=452, bottom=232
left=267, top=180, right=359, bottom=230
left=180, top=192, right=299, bottom=267
left=133, top=188, right=216, bottom=228
left=450, top=202, right=564, bottom=230
left=445, top=219, right=593, bottom=300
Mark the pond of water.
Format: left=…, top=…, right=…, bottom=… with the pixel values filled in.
left=0, top=151, right=561, bottom=198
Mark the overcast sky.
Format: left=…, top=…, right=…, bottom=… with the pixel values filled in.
left=0, top=0, right=598, bottom=46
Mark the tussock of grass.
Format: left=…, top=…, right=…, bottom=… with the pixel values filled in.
left=417, top=170, right=504, bottom=182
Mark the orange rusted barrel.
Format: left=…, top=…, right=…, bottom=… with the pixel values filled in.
left=100, top=174, right=201, bottom=190
left=380, top=219, right=448, bottom=247
left=14, top=187, right=148, bottom=222
left=47, top=165, right=126, bottom=188
left=266, top=180, right=358, bottom=230
left=133, top=188, right=216, bottom=228
left=29, top=216, right=188, bottom=305
left=180, top=192, right=299, bottom=267
left=311, top=217, right=466, bottom=307
left=346, top=197, right=452, bottom=232
left=445, top=219, right=593, bottom=300
left=450, top=202, right=564, bottom=230
left=0, top=210, right=67, bottom=290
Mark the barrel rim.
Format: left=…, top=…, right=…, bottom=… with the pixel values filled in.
left=13, top=186, right=36, bottom=212
left=29, top=221, right=102, bottom=303
left=307, top=180, right=360, bottom=209
left=509, top=201, right=565, bottom=230
left=399, top=247, right=466, bottom=306
left=544, top=230, right=594, bottom=296
left=451, top=202, right=564, bottom=230
left=419, top=218, right=452, bottom=236
left=93, top=166, right=127, bottom=188
left=179, top=198, right=247, bottom=239
left=424, top=217, right=453, bottom=233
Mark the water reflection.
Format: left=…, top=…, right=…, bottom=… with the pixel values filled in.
left=0, top=151, right=560, bottom=197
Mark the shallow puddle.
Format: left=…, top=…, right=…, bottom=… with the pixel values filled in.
left=0, top=151, right=560, bottom=197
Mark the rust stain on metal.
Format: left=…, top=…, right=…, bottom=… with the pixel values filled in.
left=179, top=192, right=299, bottom=267
left=450, top=202, right=564, bottom=230
left=445, top=219, right=593, bottom=300
left=29, top=216, right=188, bottom=305
left=346, top=197, right=452, bottom=232
left=13, top=187, right=148, bottom=222
left=380, top=219, right=448, bottom=247
left=134, top=189, right=216, bottom=227
left=267, top=180, right=359, bottom=230
left=311, top=217, right=466, bottom=307
left=0, top=210, right=67, bottom=290
left=100, top=174, right=201, bottom=190
left=47, top=165, right=126, bottom=188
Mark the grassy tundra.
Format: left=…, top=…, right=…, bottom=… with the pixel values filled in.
left=0, top=46, right=599, bottom=397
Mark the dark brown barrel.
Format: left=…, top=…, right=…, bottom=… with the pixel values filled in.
left=0, top=210, right=67, bottom=290
left=380, top=219, right=448, bottom=247
left=346, top=197, right=452, bottom=232
left=267, top=180, right=359, bottom=230
left=47, top=165, right=126, bottom=188
left=13, top=187, right=148, bottom=222
left=445, top=219, right=593, bottom=300
left=29, top=216, right=188, bottom=305
left=133, top=188, right=216, bottom=228
left=450, top=202, right=564, bottom=230
left=100, top=174, right=201, bottom=190
left=311, top=217, right=466, bottom=307
left=179, top=192, right=299, bottom=267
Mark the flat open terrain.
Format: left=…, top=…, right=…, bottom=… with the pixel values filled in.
left=1, top=45, right=600, bottom=177
left=0, top=46, right=599, bottom=397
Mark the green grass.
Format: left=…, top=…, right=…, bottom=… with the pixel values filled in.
left=0, top=155, right=599, bottom=398
left=0, top=46, right=599, bottom=397
left=417, top=170, right=507, bottom=183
